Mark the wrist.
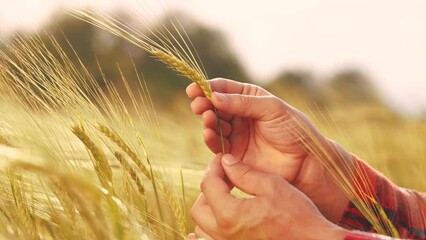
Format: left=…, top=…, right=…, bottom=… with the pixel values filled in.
left=308, top=139, right=354, bottom=222
left=344, top=230, right=394, bottom=240
left=306, top=221, right=349, bottom=240
left=328, top=227, right=350, bottom=240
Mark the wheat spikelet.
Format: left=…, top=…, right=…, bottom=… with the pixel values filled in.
left=72, top=9, right=227, bottom=157
left=1, top=32, right=173, bottom=238
left=98, top=124, right=152, bottom=180
left=11, top=162, right=110, bottom=240
left=150, top=49, right=212, bottom=100
left=159, top=181, right=187, bottom=237
left=71, top=9, right=212, bottom=100
left=49, top=181, right=79, bottom=237
left=0, top=135, right=11, bottom=146
left=114, top=152, right=145, bottom=196
left=72, top=125, right=112, bottom=190
left=8, top=173, right=38, bottom=239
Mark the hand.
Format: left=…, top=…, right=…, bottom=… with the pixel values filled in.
left=189, top=154, right=349, bottom=240
left=187, top=78, right=353, bottom=221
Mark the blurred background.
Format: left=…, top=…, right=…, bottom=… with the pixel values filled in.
left=1, top=0, right=425, bottom=190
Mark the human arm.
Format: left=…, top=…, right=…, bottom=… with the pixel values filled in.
left=338, top=157, right=426, bottom=239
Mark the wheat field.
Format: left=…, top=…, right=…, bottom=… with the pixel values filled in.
left=0, top=5, right=425, bottom=240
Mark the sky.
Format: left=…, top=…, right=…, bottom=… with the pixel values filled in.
left=1, top=0, right=426, bottom=114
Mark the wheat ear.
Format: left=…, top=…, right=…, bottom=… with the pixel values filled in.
left=150, top=49, right=212, bottom=100
left=150, top=49, right=225, bottom=153
left=97, top=124, right=152, bottom=180
left=72, top=125, right=112, bottom=190
left=159, top=181, right=187, bottom=237
left=96, top=125, right=168, bottom=238
left=72, top=10, right=226, bottom=153
left=114, top=152, right=145, bottom=196
left=8, top=173, right=38, bottom=239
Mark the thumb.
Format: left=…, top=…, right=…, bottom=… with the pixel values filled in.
left=221, top=154, right=270, bottom=196
left=211, top=92, right=286, bottom=120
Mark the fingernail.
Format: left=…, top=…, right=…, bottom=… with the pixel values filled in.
left=222, top=154, right=239, bottom=165
left=213, top=92, right=226, bottom=102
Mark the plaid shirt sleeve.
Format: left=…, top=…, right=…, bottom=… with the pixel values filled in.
left=338, top=157, right=426, bottom=239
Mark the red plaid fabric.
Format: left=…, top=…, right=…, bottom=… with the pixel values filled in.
left=339, top=158, right=426, bottom=239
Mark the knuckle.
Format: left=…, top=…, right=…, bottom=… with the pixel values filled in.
left=210, top=77, right=227, bottom=86
left=242, top=83, right=268, bottom=96
left=216, top=207, right=241, bottom=237
left=241, top=82, right=253, bottom=95
left=268, top=96, right=285, bottom=109
left=190, top=100, right=197, bottom=111
left=233, top=166, right=252, bottom=183
left=216, top=211, right=234, bottom=230
left=212, top=77, right=227, bottom=82
left=238, top=95, right=251, bottom=107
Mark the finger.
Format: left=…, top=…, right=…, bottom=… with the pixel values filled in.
left=187, top=78, right=270, bottom=99
left=203, top=129, right=230, bottom=154
left=201, top=154, right=239, bottom=217
left=202, top=110, right=232, bottom=137
left=209, top=78, right=270, bottom=96
left=227, top=117, right=249, bottom=159
left=212, top=93, right=287, bottom=121
left=194, top=226, right=214, bottom=240
left=191, top=194, right=219, bottom=239
left=186, top=82, right=203, bottom=99
left=190, top=96, right=233, bottom=122
left=221, top=154, right=273, bottom=196
left=217, top=110, right=233, bottom=122
left=191, top=96, right=213, bottom=115
left=187, top=233, right=197, bottom=240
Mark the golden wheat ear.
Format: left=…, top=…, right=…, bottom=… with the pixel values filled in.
left=70, top=9, right=212, bottom=100
left=70, top=8, right=226, bottom=154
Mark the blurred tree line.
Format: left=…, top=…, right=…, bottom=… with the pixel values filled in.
left=1, top=10, right=398, bottom=120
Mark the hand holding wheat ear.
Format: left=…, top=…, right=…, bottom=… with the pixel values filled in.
left=188, top=78, right=400, bottom=238
left=186, top=78, right=350, bottom=222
